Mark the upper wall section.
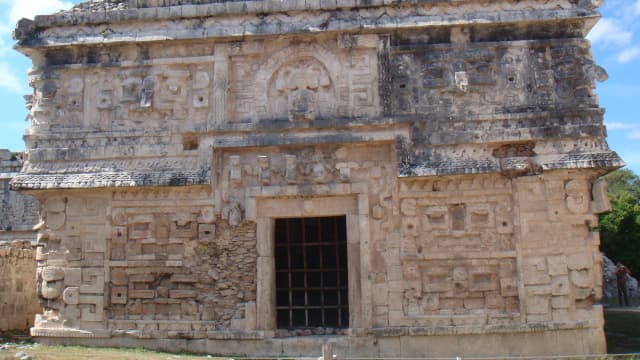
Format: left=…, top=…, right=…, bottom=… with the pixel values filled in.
left=10, top=0, right=623, bottom=190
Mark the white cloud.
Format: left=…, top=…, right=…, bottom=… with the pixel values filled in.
left=0, top=0, right=75, bottom=66
left=588, top=18, right=633, bottom=47
left=617, top=147, right=640, bottom=173
left=617, top=45, right=640, bottom=64
left=605, top=122, right=636, bottom=130
left=7, top=0, right=74, bottom=25
left=635, top=0, right=640, bottom=15
left=605, top=122, right=640, bottom=142
left=0, top=61, right=26, bottom=94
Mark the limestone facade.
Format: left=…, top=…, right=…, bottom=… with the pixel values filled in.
left=12, top=0, right=622, bottom=356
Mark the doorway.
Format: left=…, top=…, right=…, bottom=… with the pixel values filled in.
left=274, top=216, right=349, bottom=329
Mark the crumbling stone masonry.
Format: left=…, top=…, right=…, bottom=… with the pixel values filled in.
left=11, top=0, right=623, bottom=356
left=0, top=240, right=40, bottom=332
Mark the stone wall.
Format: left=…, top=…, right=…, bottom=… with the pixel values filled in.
left=30, top=188, right=257, bottom=337
left=0, top=149, right=38, bottom=243
left=0, top=240, right=40, bottom=332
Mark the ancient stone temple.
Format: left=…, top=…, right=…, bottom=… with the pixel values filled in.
left=11, top=0, right=623, bottom=356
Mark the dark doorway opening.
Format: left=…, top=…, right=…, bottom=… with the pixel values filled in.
left=275, top=216, right=349, bottom=329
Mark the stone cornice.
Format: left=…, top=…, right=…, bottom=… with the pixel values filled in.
left=15, top=1, right=598, bottom=49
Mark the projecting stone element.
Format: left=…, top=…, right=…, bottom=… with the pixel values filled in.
left=9, top=0, right=622, bottom=357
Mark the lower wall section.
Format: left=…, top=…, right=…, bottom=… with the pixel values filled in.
left=34, top=325, right=606, bottom=357
left=0, top=240, right=40, bottom=332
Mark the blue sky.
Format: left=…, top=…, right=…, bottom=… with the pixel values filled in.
left=0, top=0, right=638, bottom=175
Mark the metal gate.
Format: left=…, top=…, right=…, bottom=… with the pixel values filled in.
left=274, top=216, right=349, bottom=329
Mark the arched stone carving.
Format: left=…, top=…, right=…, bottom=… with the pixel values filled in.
left=267, top=56, right=335, bottom=123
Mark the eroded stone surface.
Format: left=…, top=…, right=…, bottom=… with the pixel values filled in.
left=0, top=240, right=41, bottom=332
left=11, top=0, right=620, bottom=356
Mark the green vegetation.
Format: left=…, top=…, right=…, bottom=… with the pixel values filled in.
left=599, top=169, right=640, bottom=277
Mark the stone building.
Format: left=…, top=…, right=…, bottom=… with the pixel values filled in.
left=0, top=150, right=39, bottom=332
left=11, top=0, right=623, bottom=356
left=1, top=149, right=38, bottom=243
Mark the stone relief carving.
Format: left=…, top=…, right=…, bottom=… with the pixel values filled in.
left=105, top=191, right=256, bottom=326
left=268, top=57, right=334, bottom=123
left=399, top=191, right=514, bottom=255
left=389, top=41, right=600, bottom=117
left=401, top=258, right=519, bottom=321
left=226, top=40, right=379, bottom=123
left=33, top=194, right=108, bottom=330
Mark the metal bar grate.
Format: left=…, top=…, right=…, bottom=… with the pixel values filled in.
left=275, top=216, right=349, bottom=329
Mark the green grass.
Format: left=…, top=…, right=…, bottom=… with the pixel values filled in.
left=0, top=343, right=219, bottom=360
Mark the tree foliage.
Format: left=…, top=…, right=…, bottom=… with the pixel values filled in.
left=599, top=169, right=640, bottom=276
left=601, top=169, right=640, bottom=199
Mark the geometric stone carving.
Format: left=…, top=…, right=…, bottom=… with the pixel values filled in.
left=64, top=268, right=82, bottom=287
left=80, top=295, right=104, bottom=322
left=80, top=268, right=105, bottom=294
left=111, top=286, right=127, bottom=305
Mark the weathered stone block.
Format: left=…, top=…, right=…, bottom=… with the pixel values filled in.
left=111, top=286, right=128, bottom=304
left=551, top=276, right=570, bottom=296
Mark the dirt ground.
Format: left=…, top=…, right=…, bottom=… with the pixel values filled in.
left=2, top=319, right=640, bottom=360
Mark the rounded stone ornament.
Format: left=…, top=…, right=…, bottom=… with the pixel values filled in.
left=63, top=287, right=80, bottom=305
left=41, top=280, right=63, bottom=300
left=565, top=180, right=590, bottom=214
